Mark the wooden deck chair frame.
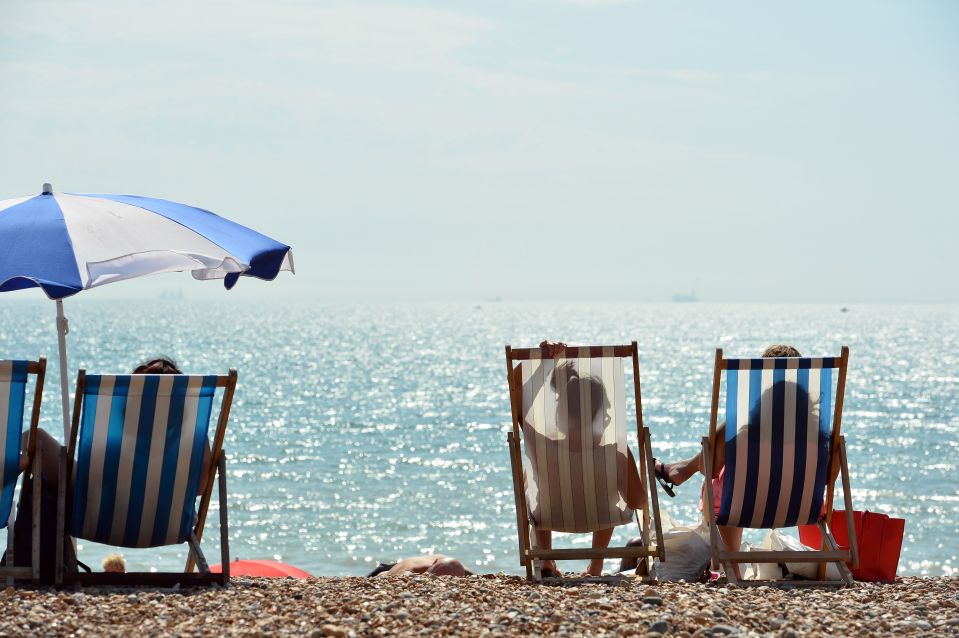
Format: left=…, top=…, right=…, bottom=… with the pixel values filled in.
left=505, top=342, right=665, bottom=581
left=56, top=369, right=237, bottom=587
left=701, top=347, right=859, bottom=587
left=0, top=358, right=46, bottom=585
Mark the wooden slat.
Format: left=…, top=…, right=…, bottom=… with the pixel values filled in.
left=508, top=345, right=634, bottom=360
left=718, top=550, right=851, bottom=562
left=526, top=547, right=657, bottom=560
left=0, top=567, right=34, bottom=578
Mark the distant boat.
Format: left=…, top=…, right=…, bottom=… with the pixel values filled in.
left=672, top=282, right=699, bottom=303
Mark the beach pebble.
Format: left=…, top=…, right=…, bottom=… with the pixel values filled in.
left=0, top=575, right=952, bottom=636
left=643, top=595, right=664, bottom=606
left=649, top=619, right=670, bottom=634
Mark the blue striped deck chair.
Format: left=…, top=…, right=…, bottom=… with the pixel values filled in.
left=57, top=369, right=237, bottom=586
left=0, top=358, right=45, bottom=584
left=505, top=343, right=665, bottom=581
left=701, top=347, right=859, bottom=587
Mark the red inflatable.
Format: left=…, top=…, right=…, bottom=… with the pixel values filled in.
left=210, top=559, right=312, bottom=578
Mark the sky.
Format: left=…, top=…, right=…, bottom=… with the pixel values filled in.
left=1, top=0, right=957, bottom=303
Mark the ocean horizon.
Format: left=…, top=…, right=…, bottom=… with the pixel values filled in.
left=1, top=300, right=955, bottom=577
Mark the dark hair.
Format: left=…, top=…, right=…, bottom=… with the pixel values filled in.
left=762, top=344, right=801, bottom=357
left=550, top=362, right=606, bottom=423
left=133, top=356, right=182, bottom=374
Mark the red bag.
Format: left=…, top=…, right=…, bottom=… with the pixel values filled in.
left=798, top=510, right=904, bottom=582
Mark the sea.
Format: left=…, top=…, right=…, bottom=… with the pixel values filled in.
left=0, top=300, right=956, bottom=577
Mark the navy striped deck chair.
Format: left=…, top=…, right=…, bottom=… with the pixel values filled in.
left=57, top=369, right=237, bottom=586
left=0, top=358, right=45, bottom=584
left=701, top=347, right=859, bottom=586
left=505, top=343, right=664, bottom=581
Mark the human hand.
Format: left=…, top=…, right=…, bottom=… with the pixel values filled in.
left=539, top=340, right=568, bottom=358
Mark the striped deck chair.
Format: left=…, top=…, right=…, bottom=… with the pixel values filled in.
left=701, top=347, right=859, bottom=586
left=0, top=359, right=45, bottom=584
left=57, top=369, right=237, bottom=586
left=505, top=343, right=664, bottom=580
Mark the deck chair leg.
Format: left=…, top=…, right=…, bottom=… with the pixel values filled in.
left=5, top=488, right=15, bottom=587
left=530, top=530, right=542, bottom=582
left=702, top=436, right=722, bottom=572
left=217, top=452, right=230, bottom=583
left=32, top=449, right=42, bottom=583
left=188, top=533, right=210, bottom=574
left=817, top=520, right=855, bottom=586
left=723, top=561, right=740, bottom=586
left=643, top=428, right=665, bottom=561
left=55, top=446, right=67, bottom=587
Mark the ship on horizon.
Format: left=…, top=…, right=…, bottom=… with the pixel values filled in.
left=672, top=281, right=699, bottom=303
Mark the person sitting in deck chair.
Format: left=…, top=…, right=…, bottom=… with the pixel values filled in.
left=528, top=343, right=646, bottom=577
left=654, top=344, right=845, bottom=579
left=18, top=356, right=212, bottom=494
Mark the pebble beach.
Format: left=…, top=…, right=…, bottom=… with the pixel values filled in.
left=1, top=576, right=956, bottom=637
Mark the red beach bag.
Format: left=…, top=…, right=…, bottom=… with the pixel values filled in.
left=798, top=510, right=905, bottom=582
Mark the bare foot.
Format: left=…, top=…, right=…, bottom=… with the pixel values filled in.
left=540, top=560, right=562, bottom=578
left=584, top=559, right=605, bottom=577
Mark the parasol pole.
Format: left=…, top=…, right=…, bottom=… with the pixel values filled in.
left=55, top=299, right=71, bottom=442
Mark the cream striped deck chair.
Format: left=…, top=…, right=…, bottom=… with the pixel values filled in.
left=702, top=347, right=859, bottom=587
left=505, top=343, right=664, bottom=580
left=57, top=369, right=237, bottom=586
left=0, top=358, right=45, bottom=584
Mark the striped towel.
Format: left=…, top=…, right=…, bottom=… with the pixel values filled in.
left=518, top=349, right=632, bottom=533
left=717, top=357, right=836, bottom=529
left=70, top=374, right=218, bottom=547
left=0, top=360, right=29, bottom=527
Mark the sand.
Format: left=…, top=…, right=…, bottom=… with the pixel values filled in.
left=0, top=575, right=956, bottom=636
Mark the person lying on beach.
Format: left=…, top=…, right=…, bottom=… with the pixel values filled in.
left=367, top=555, right=473, bottom=577
left=654, top=344, right=803, bottom=578
left=527, top=341, right=646, bottom=579
left=18, top=356, right=212, bottom=494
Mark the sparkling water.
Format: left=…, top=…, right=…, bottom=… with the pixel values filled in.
left=0, top=300, right=956, bottom=576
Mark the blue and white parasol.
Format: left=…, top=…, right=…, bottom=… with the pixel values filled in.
left=0, top=183, right=294, bottom=438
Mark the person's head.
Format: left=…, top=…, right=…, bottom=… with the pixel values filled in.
left=132, top=356, right=182, bottom=374
left=426, top=557, right=470, bottom=577
left=761, top=344, right=801, bottom=358
left=102, top=553, right=126, bottom=573
left=549, top=362, right=610, bottom=443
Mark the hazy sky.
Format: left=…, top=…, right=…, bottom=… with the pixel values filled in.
left=1, top=0, right=957, bottom=303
